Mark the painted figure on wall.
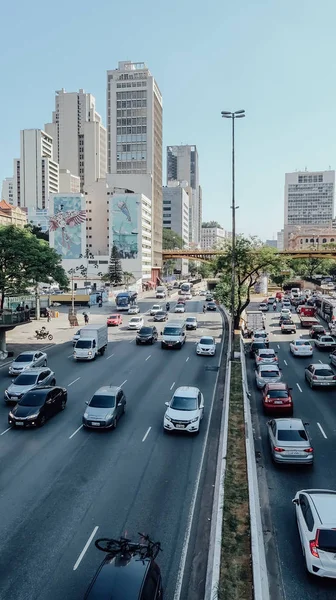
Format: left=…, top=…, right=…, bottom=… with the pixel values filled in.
left=111, top=195, right=139, bottom=259
left=49, top=196, right=86, bottom=259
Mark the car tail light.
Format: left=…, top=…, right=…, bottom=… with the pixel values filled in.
left=313, top=375, right=318, bottom=380
left=310, top=531, right=320, bottom=558
left=304, top=447, right=313, bottom=453
left=273, top=446, right=285, bottom=452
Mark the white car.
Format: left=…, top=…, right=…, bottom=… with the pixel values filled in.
left=252, top=330, right=269, bottom=344
left=150, top=304, right=161, bottom=316
left=128, top=317, right=144, bottom=330
left=292, top=489, right=336, bottom=577
left=196, top=336, right=216, bottom=356
left=163, top=386, right=204, bottom=434
left=128, top=305, right=140, bottom=315
left=185, top=293, right=192, bottom=300
left=255, top=348, right=278, bottom=365
left=255, top=364, right=282, bottom=388
left=280, top=308, right=291, bottom=318
left=175, top=304, right=185, bottom=313
left=289, top=339, right=313, bottom=357
left=72, top=329, right=81, bottom=345
left=200, top=290, right=207, bottom=296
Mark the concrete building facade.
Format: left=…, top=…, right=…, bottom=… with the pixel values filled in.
left=201, top=226, right=226, bottom=249
left=23, top=208, right=49, bottom=233
left=59, top=169, right=80, bottom=194
left=162, top=183, right=189, bottom=275
left=1, top=178, right=14, bottom=205
left=277, top=229, right=284, bottom=251
left=107, top=61, right=163, bottom=270
left=0, top=200, right=27, bottom=227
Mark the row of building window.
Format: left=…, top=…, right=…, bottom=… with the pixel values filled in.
left=298, top=174, right=324, bottom=183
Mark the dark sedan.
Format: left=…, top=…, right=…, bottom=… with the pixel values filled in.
left=207, top=302, right=217, bottom=311
left=153, top=311, right=168, bottom=322
left=8, top=386, right=67, bottom=427
left=249, top=341, right=268, bottom=358
left=136, top=326, right=158, bottom=345
left=309, top=325, right=326, bottom=339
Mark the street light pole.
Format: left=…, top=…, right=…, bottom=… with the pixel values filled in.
left=221, top=109, right=245, bottom=359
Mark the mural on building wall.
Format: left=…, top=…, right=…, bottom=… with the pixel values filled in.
left=111, top=195, right=138, bottom=259
left=49, top=195, right=86, bottom=259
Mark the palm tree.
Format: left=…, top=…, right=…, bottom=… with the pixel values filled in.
left=123, top=271, right=135, bottom=289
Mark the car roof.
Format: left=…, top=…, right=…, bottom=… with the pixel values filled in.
left=254, top=330, right=267, bottom=334
left=266, top=382, right=287, bottom=390
left=85, top=554, right=150, bottom=599
left=186, top=316, right=196, bottom=320
left=93, top=386, right=121, bottom=396
left=273, top=418, right=304, bottom=430
left=302, top=490, right=336, bottom=523
left=17, top=367, right=50, bottom=374
left=258, top=349, right=275, bottom=354
left=130, top=316, right=142, bottom=319
left=200, top=336, right=214, bottom=341
left=174, top=386, right=199, bottom=397
left=17, top=351, right=40, bottom=357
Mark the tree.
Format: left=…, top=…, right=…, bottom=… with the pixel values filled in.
left=188, top=261, right=199, bottom=276
left=202, top=221, right=222, bottom=229
left=213, top=236, right=285, bottom=328
left=107, top=245, right=123, bottom=286
left=289, top=257, right=334, bottom=281
left=198, top=262, right=215, bottom=279
left=123, top=271, right=135, bottom=288
left=162, top=228, right=185, bottom=250
left=24, top=223, right=49, bottom=242
left=0, top=225, right=68, bottom=309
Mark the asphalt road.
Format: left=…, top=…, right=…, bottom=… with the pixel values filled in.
left=0, top=295, right=224, bottom=600
left=246, top=302, right=336, bottom=600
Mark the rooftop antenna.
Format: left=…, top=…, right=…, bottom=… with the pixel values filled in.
left=305, top=166, right=307, bottom=172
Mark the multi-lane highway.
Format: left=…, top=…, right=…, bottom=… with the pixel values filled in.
left=247, top=302, right=336, bottom=600
left=0, top=294, right=225, bottom=600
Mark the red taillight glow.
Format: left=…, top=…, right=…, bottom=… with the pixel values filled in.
left=313, top=375, right=318, bottom=380
left=310, top=531, right=320, bottom=558
left=273, top=447, right=285, bottom=452
left=304, top=447, right=313, bottom=453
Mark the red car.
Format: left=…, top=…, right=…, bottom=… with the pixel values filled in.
left=262, top=383, right=293, bottom=415
left=177, top=298, right=186, bottom=305
left=107, top=314, right=122, bottom=326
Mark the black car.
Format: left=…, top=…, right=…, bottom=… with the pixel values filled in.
left=8, top=386, right=67, bottom=427
left=136, top=326, right=158, bottom=345
left=249, top=341, right=268, bottom=358
left=153, top=311, right=168, bottom=322
left=207, top=302, right=217, bottom=311
left=205, top=295, right=213, bottom=302
left=309, top=325, right=326, bottom=339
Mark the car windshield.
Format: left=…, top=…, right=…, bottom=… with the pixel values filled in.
left=186, top=318, right=196, bottom=322
left=15, top=354, right=34, bottom=363
left=156, top=312, right=165, bottom=316
left=109, top=315, right=118, bottom=319
left=259, top=352, right=275, bottom=358
left=164, top=327, right=182, bottom=335
left=139, top=327, right=152, bottom=335
left=14, top=374, right=38, bottom=385
left=318, top=530, right=336, bottom=553
left=19, top=392, right=45, bottom=406
left=268, top=390, right=289, bottom=398
left=89, top=394, right=116, bottom=408
left=200, top=338, right=214, bottom=345
left=254, top=332, right=266, bottom=338
left=313, top=326, right=324, bottom=331
left=323, top=337, right=334, bottom=342
left=171, top=396, right=197, bottom=411
left=315, top=369, right=333, bottom=376
left=130, top=318, right=141, bottom=322
left=252, top=343, right=266, bottom=350
left=75, top=340, right=92, bottom=349
left=282, top=319, right=293, bottom=324
left=277, top=429, right=308, bottom=441
left=152, top=306, right=160, bottom=310
left=260, top=370, right=279, bottom=377
left=295, top=341, right=311, bottom=346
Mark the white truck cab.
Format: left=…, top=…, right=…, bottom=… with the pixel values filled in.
left=73, top=324, right=108, bottom=360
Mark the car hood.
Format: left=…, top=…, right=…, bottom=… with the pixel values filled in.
left=197, top=344, right=215, bottom=351
left=86, top=407, right=115, bottom=419
left=166, top=408, right=199, bottom=421
left=12, top=404, right=41, bottom=417
left=11, top=362, right=34, bottom=370
left=7, top=383, right=35, bottom=395
left=137, top=332, right=153, bottom=338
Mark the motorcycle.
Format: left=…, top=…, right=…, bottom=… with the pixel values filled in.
left=35, top=329, right=53, bottom=341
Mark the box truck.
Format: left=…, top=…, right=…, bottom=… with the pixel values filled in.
left=73, top=324, right=108, bottom=360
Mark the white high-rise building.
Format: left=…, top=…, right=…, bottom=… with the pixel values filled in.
left=201, top=225, right=226, bottom=249
left=107, top=61, right=163, bottom=271
left=167, top=145, right=202, bottom=245
left=162, top=183, right=189, bottom=275
left=277, top=229, right=284, bottom=250
left=284, top=170, right=335, bottom=247
left=45, top=89, right=107, bottom=192
left=13, top=129, right=59, bottom=209
left=1, top=178, right=14, bottom=204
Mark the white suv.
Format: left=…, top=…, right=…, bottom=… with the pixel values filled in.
left=292, top=489, right=336, bottom=577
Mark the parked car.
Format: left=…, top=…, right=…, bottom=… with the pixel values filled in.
left=128, top=316, right=144, bottom=330
left=305, top=363, right=336, bottom=388
left=268, top=419, right=313, bottom=464
left=8, top=387, right=67, bottom=427
left=5, top=368, right=56, bottom=404
left=196, top=336, right=216, bottom=356
left=185, top=317, right=198, bottom=330
left=153, top=311, right=168, bottom=322
left=314, top=335, right=336, bottom=351
left=83, top=385, right=126, bottom=430
left=136, top=326, right=158, bottom=345
left=9, top=351, right=47, bottom=376
left=107, top=314, right=122, bottom=326
left=309, top=325, right=326, bottom=339
left=163, top=386, right=204, bottom=434
left=262, top=383, right=293, bottom=415
left=255, top=348, right=278, bottom=365
left=255, top=364, right=282, bottom=388
left=289, top=339, right=313, bottom=357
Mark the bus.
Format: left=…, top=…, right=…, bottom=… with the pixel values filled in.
left=115, top=291, right=137, bottom=311
left=180, top=282, right=192, bottom=295
left=315, top=296, right=336, bottom=324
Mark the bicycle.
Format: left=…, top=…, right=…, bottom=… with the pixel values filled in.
left=95, top=533, right=162, bottom=561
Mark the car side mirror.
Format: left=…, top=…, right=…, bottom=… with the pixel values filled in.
left=292, top=498, right=299, bottom=505
left=117, top=402, right=123, bottom=407
left=304, top=422, right=309, bottom=426
left=85, top=401, right=89, bottom=405
left=165, top=401, right=169, bottom=406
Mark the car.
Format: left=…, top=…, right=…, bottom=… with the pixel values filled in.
left=150, top=305, right=161, bottom=316
left=4, top=368, right=56, bottom=404
left=255, top=348, right=278, bottom=365
left=292, top=489, right=336, bottom=577
left=281, top=319, right=296, bottom=334
left=72, top=329, right=81, bottom=345
left=309, top=325, right=326, bottom=339
left=107, top=314, right=122, bottom=326
left=83, top=385, right=126, bottom=430
left=259, top=303, right=269, bottom=312
left=128, top=316, right=144, bottom=330
left=9, top=351, right=47, bottom=376
left=196, top=336, right=216, bottom=356
left=128, top=305, right=140, bottom=315
left=268, top=297, right=276, bottom=305
left=305, top=363, right=336, bottom=388
left=280, top=308, right=291, bottom=319
left=177, top=298, right=186, bottom=305
left=329, top=349, right=336, bottom=367
left=276, top=291, right=284, bottom=300
left=290, top=339, right=313, bottom=357
left=153, top=311, right=168, bottom=322
left=163, top=386, right=204, bottom=434
left=249, top=341, right=268, bottom=358
left=252, top=330, right=269, bottom=344
left=262, top=383, right=293, bottom=415
left=282, top=300, right=291, bottom=308
left=205, top=294, right=213, bottom=302
left=279, top=314, right=291, bottom=325
left=184, top=293, right=192, bottom=300
left=175, top=304, right=185, bottom=313
left=8, top=386, right=67, bottom=427
left=255, top=364, right=282, bottom=388
left=207, top=302, right=217, bottom=311
left=268, top=419, right=313, bottom=464
left=200, top=290, right=207, bottom=296
left=185, top=317, right=197, bottom=330
left=136, top=326, right=158, bottom=345
left=314, top=335, right=336, bottom=350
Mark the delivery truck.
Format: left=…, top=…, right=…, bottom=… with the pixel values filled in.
left=242, top=310, right=265, bottom=337
left=73, top=324, right=108, bottom=360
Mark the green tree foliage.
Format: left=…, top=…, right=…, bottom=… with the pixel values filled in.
left=289, top=257, right=334, bottom=280
left=123, top=271, right=135, bottom=287
left=213, top=236, right=285, bottom=328
left=198, top=262, right=215, bottom=279
left=24, top=223, right=49, bottom=242
left=202, top=221, right=222, bottom=229
left=0, top=225, right=68, bottom=308
left=108, top=244, right=123, bottom=286
left=162, top=228, right=185, bottom=250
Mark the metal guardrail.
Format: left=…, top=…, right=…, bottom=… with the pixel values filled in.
left=0, top=309, right=30, bottom=326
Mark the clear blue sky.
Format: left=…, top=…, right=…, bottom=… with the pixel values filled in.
left=1, top=0, right=336, bottom=239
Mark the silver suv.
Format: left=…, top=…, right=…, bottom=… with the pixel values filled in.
left=5, top=368, right=56, bottom=403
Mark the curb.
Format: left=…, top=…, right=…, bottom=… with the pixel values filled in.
left=204, top=306, right=231, bottom=600
left=240, top=336, right=270, bottom=600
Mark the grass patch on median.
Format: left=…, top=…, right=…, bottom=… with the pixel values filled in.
left=219, top=334, right=253, bottom=600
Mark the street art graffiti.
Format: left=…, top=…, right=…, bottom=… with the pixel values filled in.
left=49, top=196, right=86, bottom=259
left=111, top=195, right=138, bottom=259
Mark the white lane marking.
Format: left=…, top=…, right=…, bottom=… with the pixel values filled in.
left=317, top=422, right=327, bottom=439
left=296, top=383, right=303, bottom=392
left=0, top=427, right=12, bottom=436
left=67, top=354, right=73, bottom=358
left=283, top=359, right=288, bottom=366
left=73, top=526, right=99, bottom=570
left=170, top=382, right=175, bottom=390
left=129, top=338, right=134, bottom=343
left=120, top=379, right=127, bottom=387
left=145, top=355, right=151, bottom=361
left=277, top=344, right=280, bottom=349
left=319, top=360, right=323, bottom=364
left=186, top=357, right=189, bottom=362
left=142, top=427, right=151, bottom=442
left=68, top=377, right=80, bottom=387
left=106, top=353, right=114, bottom=360
left=69, top=425, right=83, bottom=439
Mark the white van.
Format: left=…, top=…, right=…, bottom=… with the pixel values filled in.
left=161, top=321, right=186, bottom=349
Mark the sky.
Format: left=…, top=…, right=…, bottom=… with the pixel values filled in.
left=1, top=0, right=336, bottom=240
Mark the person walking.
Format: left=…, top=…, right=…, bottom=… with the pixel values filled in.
left=83, top=312, right=89, bottom=325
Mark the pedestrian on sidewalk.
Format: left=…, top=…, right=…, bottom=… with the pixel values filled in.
left=83, top=312, right=89, bottom=325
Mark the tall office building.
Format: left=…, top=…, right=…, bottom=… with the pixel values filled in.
left=167, top=145, right=202, bottom=245
left=284, top=170, right=335, bottom=247
left=45, top=89, right=107, bottom=192
left=162, top=183, right=189, bottom=275
left=1, top=178, right=14, bottom=204
left=201, top=225, right=226, bottom=249
left=106, top=61, right=163, bottom=271
left=13, top=129, right=59, bottom=209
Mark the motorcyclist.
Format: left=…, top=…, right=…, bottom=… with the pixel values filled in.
left=166, top=302, right=170, bottom=311
left=203, top=305, right=206, bottom=313
left=273, top=302, right=277, bottom=311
